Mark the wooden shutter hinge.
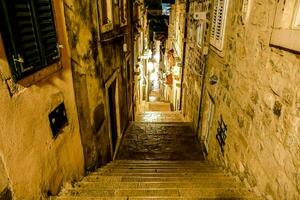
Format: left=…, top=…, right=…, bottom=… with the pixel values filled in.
left=56, top=43, right=64, bottom=58
left=13, top=54, right=24, bottom=64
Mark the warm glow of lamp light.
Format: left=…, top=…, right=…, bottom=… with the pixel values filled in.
left=150, top=73, right=158, bottom=81
left=154, top=52, right=160, bottom=63
left=142, top=49, right=152, bottom=59
left=173, top=65, right=180, bottom=76
left=148, top=61, right=154, bottom=72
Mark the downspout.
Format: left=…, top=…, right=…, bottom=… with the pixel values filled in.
left=95, top=0, right=101, bottom=43
left=196, top=56, right=207, bottom=136
left=179, top=0, right=190, bottom=111
left=130, top=0, right=135, bottom=121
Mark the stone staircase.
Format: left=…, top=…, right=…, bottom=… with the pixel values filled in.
left=52, top=160, right=259, bottom=199
left=135, top=112, right=184, bottom=122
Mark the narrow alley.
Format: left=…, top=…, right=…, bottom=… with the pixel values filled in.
left=0, top=0, right=299, bottom=199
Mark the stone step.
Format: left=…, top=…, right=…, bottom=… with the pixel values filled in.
left=105, top=162, right=212, bottom=168
left=75, top=180, right=243, bottom=189
left=56, top=188, right=255, bottom=198
left=83, top=175, right=234, bottom=182
left=112, top=160, right=208, bottom=164
left=100, top=167, right=216, bottom=172
left=90, top=172, right=225, bottom=177
left=52, top=196, right=259, bottom=200
left=97, top=168, right=220, bottom=173
left=102, top=165, right=215, bottom=170
left=94, top=168, right=222, bottom=174
left=123, top=132, right=196, bottom=136
left=115, top=154, right=204, bottom=161
left=132, top=122, right=192, bottom=126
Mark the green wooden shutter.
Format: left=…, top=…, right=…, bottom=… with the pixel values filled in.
left=0, top=0, right=59, bottom=81
left=1, top=0, right=42, bottom=80
left=34, top=0, right=59, bottom=65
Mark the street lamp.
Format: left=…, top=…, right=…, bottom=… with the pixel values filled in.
left=147, top=61, right=154, bottom=72
left=146, top=59, right=155, bottom=102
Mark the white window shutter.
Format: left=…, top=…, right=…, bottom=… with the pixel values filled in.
left=210, top=2, right=218, bottom=47
left=210, top=0, right=229, bottom=51
left=196, top=23, right=204, bottom=47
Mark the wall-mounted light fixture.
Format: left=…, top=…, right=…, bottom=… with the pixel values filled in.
left=209, top=75, right=218, bottom=85
left=123, top=43, right=128, bottom=52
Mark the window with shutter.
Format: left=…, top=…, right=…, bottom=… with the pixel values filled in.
left=270, top=0, right=300, bottom=52
left=196, top=23, right=204, bottom=48
left=34, top=0, right=59, bottom=65
left=98, top=0, right=113, bottom=33
left=210, top=0, right=229, bottom=51
left=0, top=0, right=59, bottom=81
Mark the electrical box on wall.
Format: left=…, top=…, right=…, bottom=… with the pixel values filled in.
left=48, top=102, right=68, bottom=138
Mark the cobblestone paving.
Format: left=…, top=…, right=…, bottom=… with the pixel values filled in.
left=117, top=122, right=205, bottom=160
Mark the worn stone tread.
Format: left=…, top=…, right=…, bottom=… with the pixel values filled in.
left=83, top=175, right=234, bottom=182
left=75, top=181, right=243, bottom=189
left=112, top=160, right=208, bottom=164
left=105, top=165, right=213, bottom=169
left=104, top=163, right=213, bottom=168
left=58, top=188, right=254, bottom=197
left=96, top=168, right=220, bottom=173
left=50, top=196, right=260, bottom=200
left=90, top=172, right=225, bottom=178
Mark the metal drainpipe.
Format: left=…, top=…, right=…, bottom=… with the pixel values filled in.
left=179, top=0, right=190, bottom=111
left=196, top=54, right=208, bottom=138
left=95, top=0, right=101, bottom=45
left=130, top=0, right=135, bottom=121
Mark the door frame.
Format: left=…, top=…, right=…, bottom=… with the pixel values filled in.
left=199, top=91, right=215, bottom=154
left=105, top=69, right=121, bottom=160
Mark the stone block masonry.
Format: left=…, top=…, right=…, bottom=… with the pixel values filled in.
left=200, top=0, right=300, bottom=199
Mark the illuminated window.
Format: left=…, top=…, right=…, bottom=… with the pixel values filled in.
left=270, top=0, right=300, bottom=52
left=0, top=0, right=59, bottom=81
left=98, top=0, right=113, bottom=32
left=210, top=0, right=229, bottom=51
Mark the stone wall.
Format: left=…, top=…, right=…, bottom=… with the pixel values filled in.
left=200, top=0, right=300, bottom=199
left=64, top=0, right=133, bottom=170
left=164, top=2, right=186, bottom=111
left=182, top=0, right=211, bottom=132
left=0, top=1, right=85, bottom=199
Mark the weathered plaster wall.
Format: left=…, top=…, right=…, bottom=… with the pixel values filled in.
left=0, top=1, right=85, bottom=199
left=63, top=0, right=109, bottom=171
left=202, top=0, right=300, bottom=199
left=63, top=0, right=133, bottom=170
left=0, top=155, right=11, bottom=199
